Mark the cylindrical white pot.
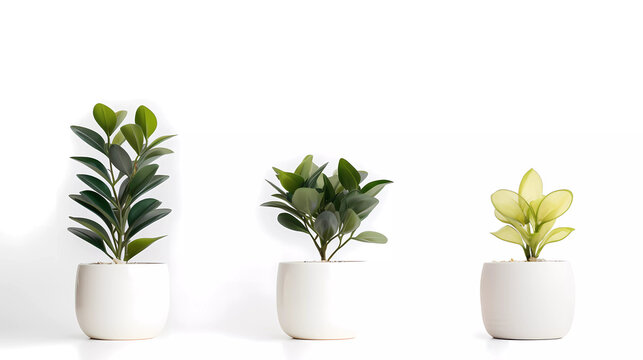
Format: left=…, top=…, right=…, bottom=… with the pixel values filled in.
left=277, top=261, right=367, bottom=340
left=480, top=261, right=574, bottom=340
left=75, top=263, right=170, bottom=340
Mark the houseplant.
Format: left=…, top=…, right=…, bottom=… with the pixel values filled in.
left=480, top=169, right=575, bottom=339
left=262, top=155, right=392, bottom=340
left=69, top=103, right=175, bottom=340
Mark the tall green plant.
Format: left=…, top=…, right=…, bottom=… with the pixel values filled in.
left=68, top=103, right=175, bottom=263
left=491, top=169, right=574, bottom=261
left=262, top=155, right=392, bottom=261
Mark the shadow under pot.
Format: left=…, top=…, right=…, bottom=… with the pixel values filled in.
left=75, top=263, right=170, bottom=340
left=277, top=261, right=367, bottom=340
left=480, top=261, right=574, bottom=340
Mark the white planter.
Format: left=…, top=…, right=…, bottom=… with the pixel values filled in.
left=277, top=261, right=367, bottom=340
left=75, top=263, right=170, bottom=340
left=480, top=261, right=574, bottom=340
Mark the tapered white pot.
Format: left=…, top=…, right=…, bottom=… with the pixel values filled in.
left=480, top=261, right=574, bottom=340
left=75, top=263, right=170, bottom=340
left=277, top=261, right=366, bottom=340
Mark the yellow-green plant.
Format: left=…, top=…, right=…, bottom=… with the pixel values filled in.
left=491, top=169, right=574, bottom=261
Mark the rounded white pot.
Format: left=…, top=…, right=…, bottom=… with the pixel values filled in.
left=480, top=261, right=574, bottom=340
left=75, top=263, right=169, bottom=340
left=277, top=261, right=367, bottom=340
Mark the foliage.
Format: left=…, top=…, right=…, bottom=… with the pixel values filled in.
left=69, top=103, right=175, bottom=263
left=491, top=169, right=574, bottom=261
left=262, top=155, right=392, bottom=261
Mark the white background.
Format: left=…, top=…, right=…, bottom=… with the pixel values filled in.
left=1, top=0, right=642, bottom=359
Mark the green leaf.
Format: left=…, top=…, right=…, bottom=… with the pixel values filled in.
left=132, top=175, right=168, bottom=201
left=108, top=144, right=133, bottom=176
left=71, top=157, right=110, bottom=182
left=341, top=191, right=379, bottom=220
left=135, top=105, right=157, bottom=139
left=265, top=180, right=286, bottom=197
left=128, top=198, right=161, bottom=226
left=93, top=103, right=117, bottom=136
left=130, top=164, right=159, bottom=195
left=118, top=178, right=130, bottom=201
left=491, top=225, right=524, bottom=246
left=338, top=158, right=360, bottom=191
left=543, top=227, right=574, bottom=245
left=77, top=174, right=112, bottom=200
left=341, top=208, right=361, bottom=234
left=490, top=189, right=529, bottom=225
left=291, top=188, right=322, bottom=215
left=277, top=213, right=308, bottom=233
left=360, top=180, right=393, bottom=197
left=273, top=167, right=304, bottom=193
left=536, top=190, right=573, bottom=224
left=304, top=162, right=328, bottom=188
left=294, top=155, right=314, bottom=179
left=261, top=201, right=302, bottom=217
left=139, top=147, right=173, bottom=167
left=71, top=126, right=106, bottom=154
left=125, top=236, right=165, bottom=262
left=322, top=175, right=335, bottom=202
left=147, top=134, right=176, bottom=149
left=127, top=208, right=171, bottom=239
left=353, top=231, right=387, bottom=244
left=69, top=217, right=111, bottom=245
left=68, top=227, right=109, bottom=257
left=314, top=210, right=339, bottom=243
left=115, top=110, right=128, bottom=129
left=78, top=190, right=119, bottom=227
left=519, top=169, right=543, bottom=205
left=112, top=130, right=126, bottom=145
left=70, top=194, right=113, bottom=231
left=121, top=124, right=145, bottom=154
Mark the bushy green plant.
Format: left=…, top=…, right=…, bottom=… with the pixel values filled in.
left=491, top=169, right=574, bottom=261
left=262, top=155, right=392, bottom=261
left=68, top=103, right=175, bottom=263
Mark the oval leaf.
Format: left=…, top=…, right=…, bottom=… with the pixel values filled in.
left=128, top=198, right=161, bottom=226
left=71, top=157, right=110, bottom=182
left=353, top=231, right=387, bottom=244
left=68, top=227, right=109, bottom=257
left=273, top=167, right=305, bottom=193
left=491, top=189, right=529, bottom=225
left=341, top=208, right=361, bottom=234
left=491, top=225, right=524, bottom=246
left=77, top=174, right=112, bottom=200
left=130, top=164, right=159, bottom=195
left=277, top=213, right=307, bottom=233
left=108, top=144, right=133, bottom=176
left=518, top=169, right=543, bottom=204
left=93, top=103, right=117, bottom=136
left=135, top=105, right=158, bottom=139
left=120, top=124, right=145, bottom=154
left=69, top=217, right=111, bottom=244
left=132, top=175, right=168, bottom=201
left=294, top=155, right=314, bottom=179
left=125, top=236, right=165, bottom=262
left=543, top=227, right=574, bottom=245
left=147, top=134, right=176, bottom=149
left=71, top=126, right=106, bottom=154
left=291, top=188, right=322, bottom=215
left=127, top=208, right=171, bottom=239
left=314, top=211, right=339, bottom=242
left=361, top=179, right=393, bottom=197
left=338, top=158, right=360, bottom=191
left=341, top=191, right=379, bottom=220
left=536, top=190, right=573, bottom=224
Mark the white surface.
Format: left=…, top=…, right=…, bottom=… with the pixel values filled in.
left=481, top=261, right=574, bottom=339
left=75, top=264, right=169, bottom=340
left=277, top=261, right=368, bottom=339
left=1, top=0, right=643, bottom=358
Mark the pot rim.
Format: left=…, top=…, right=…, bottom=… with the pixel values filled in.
left=279, top=260, right=365, bottom=265
left=483, top=260, right=569, bottom=265
left=78, top=262, right=167, bottom=267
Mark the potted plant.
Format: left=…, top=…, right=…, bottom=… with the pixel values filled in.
left=481, top=169, right=575, bottom=340
left=69, top=103, right=175, bottom=340
left=262, top=155, right=392, bottom=340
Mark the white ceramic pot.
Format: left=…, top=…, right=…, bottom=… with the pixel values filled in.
left=277, top=261, right=367, bottom=340
left=480, top=261, right=574, bottom=340
left=75, top=263, right=170, bottom=340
